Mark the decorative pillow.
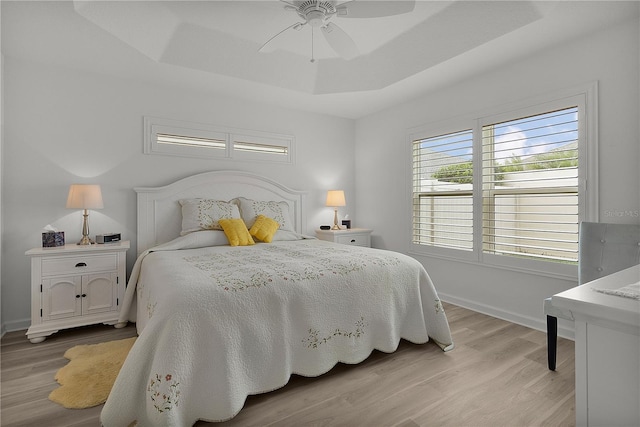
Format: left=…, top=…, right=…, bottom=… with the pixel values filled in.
left=218, top=218, right=255, bottom=247
left=249, top=215, right=280, bottom=243
left=179, top=199, right=240, bottom=235
left=234, top=197, right=294, bottom=232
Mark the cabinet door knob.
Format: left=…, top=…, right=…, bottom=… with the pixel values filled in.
left=75, top=262, right=87, bottom=268
left=76, top=294, right=81, bottom=298
left=81, top=294, right=87, bottom=298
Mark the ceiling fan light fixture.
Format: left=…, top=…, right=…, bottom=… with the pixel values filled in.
left=306, top=11, right=325, bottom=27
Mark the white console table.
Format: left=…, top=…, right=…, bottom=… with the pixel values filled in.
left=552, top=264, right=640, bottom=427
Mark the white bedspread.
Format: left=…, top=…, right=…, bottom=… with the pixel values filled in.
left=101, top=238, right=453, bottom=426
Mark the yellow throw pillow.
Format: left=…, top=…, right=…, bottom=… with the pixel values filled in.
left=249, top=215, right=280, bottom=243
left=218, top=218, right=255, bottom=247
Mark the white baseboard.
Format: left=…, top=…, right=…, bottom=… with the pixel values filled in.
left=1, top=318, right=30, bottom=338
left=439, top=292, right=575, bottom=341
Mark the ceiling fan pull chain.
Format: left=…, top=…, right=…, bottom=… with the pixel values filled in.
left=310, top=27, right=315, bottom=63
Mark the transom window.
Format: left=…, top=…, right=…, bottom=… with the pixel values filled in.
left=144, top=117, right=294, bottom=164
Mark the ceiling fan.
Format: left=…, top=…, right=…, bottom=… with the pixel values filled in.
left=259, top=0, right=416, bottom=62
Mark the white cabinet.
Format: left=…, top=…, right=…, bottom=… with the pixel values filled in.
left=315, top=228, right=372, bottom=247
left=42, top=272, right=118, bottom=321
left=25, top=241, right=129, bottom=343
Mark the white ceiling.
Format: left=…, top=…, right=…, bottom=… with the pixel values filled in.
left=2, top=1, right=638, bottom=119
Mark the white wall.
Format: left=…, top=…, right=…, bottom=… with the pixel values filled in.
left=1, top=58, right=355, bottom=332
left=355, top=17, right=640, bottom=337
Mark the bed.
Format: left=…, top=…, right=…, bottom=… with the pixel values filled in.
left=100, top=170, right=453, bottom=426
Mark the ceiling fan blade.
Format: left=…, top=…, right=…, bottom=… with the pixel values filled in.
left=321, top=22, right=358, bottom=60
left=336, top=0, right=415, bottom=18
left=259, top=22, right=305, bottom=53
left=278, top=0, right=298, bottom=7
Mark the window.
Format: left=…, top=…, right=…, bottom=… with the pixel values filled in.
left=144, top=117, right=294, bottom=163
left=156, top=133, right=226, bottom=151
left=231, top=132, right=291, bottom=162
left=481, top=107, right=579, bottom=263
left=412, top=129, right=474, bottom=251
left=410, top=84, right=597, bottom=275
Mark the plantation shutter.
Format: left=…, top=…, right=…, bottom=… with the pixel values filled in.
left=481, top=107, right=579, bottom=263
left=230, top=133, right=292, bottom=162
left=144, top=116, right=294, bottom=163
left=412, top=129, right=474, bottom=250
left=157, top=133, right=226, bottom=150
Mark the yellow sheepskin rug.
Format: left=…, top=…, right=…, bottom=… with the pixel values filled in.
left=49, top=336, right=136, bottom=409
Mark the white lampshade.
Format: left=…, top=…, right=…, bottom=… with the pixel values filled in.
left=325, top=190, right=346, bottom=207
left=66, top=184, right=104, bottom=210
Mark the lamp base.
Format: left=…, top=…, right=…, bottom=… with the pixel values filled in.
left=332, top=207, right=342, bottom=230
left=77, top=235, right=95, bottom=245
left=77, top=209, right=95, bottom=245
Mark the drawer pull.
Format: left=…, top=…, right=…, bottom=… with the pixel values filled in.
left=351, top=239, right=356, bottom=243
left=75, top=262, right=87, bottom=268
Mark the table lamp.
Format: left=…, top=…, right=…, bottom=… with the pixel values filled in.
left=66, top=184, right=104, bottom=245
left=325, top=190, right=346, bottom=230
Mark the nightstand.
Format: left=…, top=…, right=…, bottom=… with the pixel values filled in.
left=315, top=228, right=372, bottom=248
left=25, top=241, right=129, bottom=343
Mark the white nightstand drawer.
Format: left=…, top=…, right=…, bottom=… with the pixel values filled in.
left=336, top=234, right=370, bottom=247
left=41, top=253, right=118, bottom=276
left=316, top=228, right=372, bottom=248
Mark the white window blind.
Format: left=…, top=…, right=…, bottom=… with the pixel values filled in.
left=412, top=129, right=474, bottom=250
left=410, top=85, right=596, bottom=276
left=231, top=133, right=291, bottom=163
left=157, top=133, right=226, bottom=150
left=481, top=107, right=579, bottom=263
left=233, top=140, right=288, bottom=155
left=144, top=117, right=294, bottom=163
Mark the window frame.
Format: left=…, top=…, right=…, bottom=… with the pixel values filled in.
left=144, top=116, right=295, bottom=164
left=407, top=82, right=598, bottom=279
left=409, top=118, right=479, bottom=263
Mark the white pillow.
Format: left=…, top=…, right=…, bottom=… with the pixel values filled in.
left=233, top=197, right=295, bottom=232
left=156, top=230, right=230, bottom=250
left=271, top=230, right=304, bottom=241
left=179, top=199, right=241, bottom=235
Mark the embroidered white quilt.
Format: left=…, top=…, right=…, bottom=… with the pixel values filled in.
left=101, top=237, right=453, bottom=426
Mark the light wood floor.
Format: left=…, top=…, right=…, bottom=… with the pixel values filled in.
left=1, top=303, right=575, bottom=427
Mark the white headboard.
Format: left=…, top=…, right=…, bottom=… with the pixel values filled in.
left=135, top=170, right=307, bottom=255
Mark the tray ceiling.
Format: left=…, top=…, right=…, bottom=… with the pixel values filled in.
left=2, top=1, right=637, bottom=118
